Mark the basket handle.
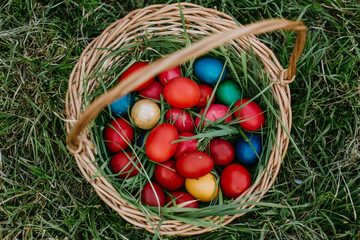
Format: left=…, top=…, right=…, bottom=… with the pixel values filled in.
left=67, top=18, right=307, bottom=152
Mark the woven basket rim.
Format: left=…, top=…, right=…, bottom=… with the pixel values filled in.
left=65, top=3, right=306, bottom=236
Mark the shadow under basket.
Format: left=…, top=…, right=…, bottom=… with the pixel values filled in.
left=65, top=3, right=307, bottom=236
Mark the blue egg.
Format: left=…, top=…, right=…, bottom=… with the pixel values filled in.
left=194, top=57, right=227, bottom=84
left=109, top=94, right=134, bottom=116
left=136, top=132, right=148, bottom=147
left=235, top=133, right=262, bottom=165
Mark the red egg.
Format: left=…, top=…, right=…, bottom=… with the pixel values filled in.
left=109, top=152, right=140, bottom=179
left=164, top=77, right=201, bottom=108
left=208, top=138, right=235, bottom=166
left=196, top=84, right=215, bottom=108
left=165, top=108, right=195, bottom=133
left=220, top=163, right=251, bottom=199
left=195, top=104, right=233, bottom=128
left=234, top=99, right=265, bottom=131
left=141, top=181, right=165, bottom=207
left=176, top=151, right=214, bottom=179
left=158, top=66, right=181, bottom=85
left=166, top=191, right=199, bottom=209
left=103, top=118, right=134, bottom=153
left=145, top=123, right=179, bottom=163
left=120, top=62, right=154, bottom=91
left=154, top=160, right=185, bottom=191
left=138, top=80, right=163, bottom=101
left=173, top=132, right=198, bottom=159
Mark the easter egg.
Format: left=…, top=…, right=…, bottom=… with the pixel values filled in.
left=234, top=99, right=265, bottom=131
left=185, top=173, right=219, bottom=202
left=109, top=94, right=134, bottom=116
left=138, top=80, right=163, bottom=101
left=208, top=138, right=235, bottom=166
left=220, top=163, right=251, bottom=199
left=145, top=123, right=179, bottom=163
left=235, top=133, right=262, bottom=165
left=166, top=191, right=199, bottom=209
left=195, top=104, right=233, bottom=128
left=120, top=62, right=154, bottom=91
left=173, top=132, right=198, bottom=159
left=194, top=57, right=227, bottom=84
left=103, top=118, right=134, bottom=153
left=158, top=66, right=181, bottom=85
left=141, top=181, right=165, bottom=207
left=176, top=151, right=214, bottom=179
left=216, top=80, right=242, bottom=106
left=165, top=108, right=195, bottom=133
left=131, top=99, right=160, bottom=130
left=154, top=160, right=185, bottom=191
left=163, top=77, right=201, bottom=108
left=196, top=84, right=215, bottom=108
left=136, top=131, right=149, bottom=147
left=109, top=152, right=140, bottom=179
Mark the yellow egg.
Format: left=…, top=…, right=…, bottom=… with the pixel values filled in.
left=131, top=99, right=160, bottom=130
left=185, top=173, right=219, bottom=202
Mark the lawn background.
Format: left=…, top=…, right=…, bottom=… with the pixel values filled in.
left=0, top=0, right=359, bottom=239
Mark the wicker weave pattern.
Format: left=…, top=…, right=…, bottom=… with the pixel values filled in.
left=65, top=3, right=306, bottom=236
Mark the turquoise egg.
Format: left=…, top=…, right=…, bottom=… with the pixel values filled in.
left=194, top=57, right=227, bottom=84
left=109, top=94, right=134, bottom=116
left=216, top=80, right=242, bottom=106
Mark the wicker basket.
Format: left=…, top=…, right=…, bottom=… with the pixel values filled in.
left=65, top=3, right=306, bottom=236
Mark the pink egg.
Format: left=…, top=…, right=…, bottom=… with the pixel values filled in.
left=138, top=80, right=163, bottom=101
left=195, top=104, right=233, bottom=128
left=165, top=108, right=195, bottom=133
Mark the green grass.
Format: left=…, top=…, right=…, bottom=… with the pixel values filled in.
left=0, top=0, right=359, bottom=239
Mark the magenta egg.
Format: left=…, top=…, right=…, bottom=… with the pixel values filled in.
left=195, top=104, right=233, bottom=128
left=138, top=80, right=163, bottom=101
left=165, top=108, right=195, bottom=133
